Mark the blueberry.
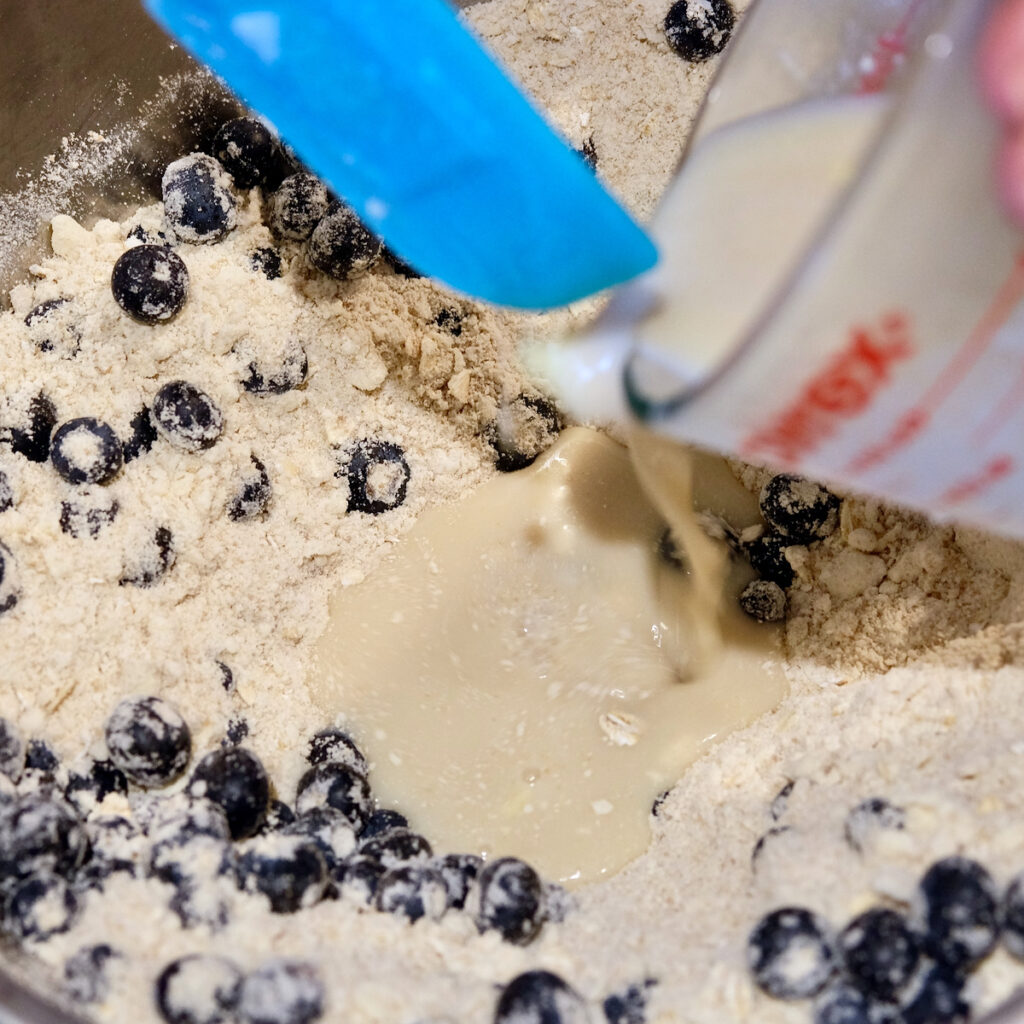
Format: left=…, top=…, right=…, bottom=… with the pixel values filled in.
left=25, top=298, right=81, bottom=357
left=494, top=971, right=589, bottom=1024
left=333, top=854, right=386, bottom=904
left=266, top=173, right=331, bottom=241
left=844, top=798, right=905, bottom=854
left=1002, top=871, right=1024, bottom=958
left=375, top=863, right=448, bottom=922
left=112, top=245, right=189, bottom=324
left=840, top=908, right=920, bottom=1002
left=25, top=739, right=57, bottom=774
left=295, top=763, right=372, bottom=831
left=651, top=790, right=670, bottom=817
left=261, top=800, right=297, bottom=834
left=382, top=245, right=421, bottom=278
left=433, top=307, right=463, bottom=336
left=744, top=532, right=796, bottom=588
left=578, top=136, right=599, bottom=170
left=0, top=470, right=12, bottom=513
left=213, top=116, right=279, bottom=190
left=359, top=828, right=432, bottom=869
left=476, top=856, right=546, bottom=945
left=104, top=696, right=192, bottom=787
left=7, top=392, right=57, bottom=463
left=156, top=953, right=243, bottom=1024
left=224, top=717, right=250, bottom=746
left=147, top=797, right=232, bottom=884
left=5, top=872, right=79, bottom=941
left=162, top=154, right=237, bottom=243
left=122, top=406, right=158, bottom=463
left=218, top=662, right=235, bottom=693
left=119, top=525, right=175, bottom=587
left=151, top=381, right=224, bottom=452
left=235, top=833, right=328, bottom=913
left=0, top=794, right=88, bottom=889
left=760, top=474, right=841, bottom=545
left=306, top=728, right=368, bottom=775
left=337, top=439, right=410, bottom=515
left=0, top=539, right=18, bottom=614
left=65, top=758, right=129, bottom=814
left=64, top=944, right=120, bottom=1004
left=50, top=417, right=123, bottom=486
left=486, top=395, right=562, bottom=473
left=544, top=882, right=576, bottom=924
left=59, top=498, right=120, bottom=539
left=813, top=984, right=897, bottom=1024
left=748, top=907, right=836, bottom=1000
left=283, top=808, right=357, bottom=871
left=242, top=342, right=308, bottom=395
left=187, top=747, right=270, bottom=840
left=0, top=717, right=24, bottom=779
left=238, top=960, right=324, bottom=1024
left=899, top=963, right=969, bottom=1024
left=307, top=200, right=382, bottom=280
left=663, top=0, right=734, bottom=62
left=916, top=856, right=999, bottom=973
left=434, top=852, right=482, bottom=911
left=251, top=246, right=283, bottom=280
left=603, top=979, right=656, bottom=1024
left=751, top=825, right=792, bottom=866
left=739, top=579, right=787, bottom=623
left=127, top=224, right=172, bottom=245
left=79, top=814, right=142, bottom=888
left=359, top=808, right=408, bottom=841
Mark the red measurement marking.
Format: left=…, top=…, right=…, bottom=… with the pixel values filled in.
left=856, top=0, right=927, bottom=94
left=940, top=455, right=1014, bottom=506
left=740, top=313, right=913, bottom=465
left=845, top=250, right=1024, bottom=473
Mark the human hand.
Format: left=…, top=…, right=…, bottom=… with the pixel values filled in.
left=980, top=0, right=1024, bottom=222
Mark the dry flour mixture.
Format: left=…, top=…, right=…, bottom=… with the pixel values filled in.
left=2, top=2, right=1024, bottom=1023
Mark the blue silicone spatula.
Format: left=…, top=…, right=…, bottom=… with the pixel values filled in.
left=142, top=0, right=659, bottom=310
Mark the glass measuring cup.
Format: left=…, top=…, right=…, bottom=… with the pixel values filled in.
left=539, top=0, right=1024, bottom=537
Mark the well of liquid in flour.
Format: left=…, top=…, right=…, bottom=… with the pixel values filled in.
left=308, top=428, right=784, bottom=886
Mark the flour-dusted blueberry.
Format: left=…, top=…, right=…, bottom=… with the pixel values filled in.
left=187, top=747, right=270, bottom=840
left=295, top=762, right=372, bottom=831
left=494, top=971, right=590, bottom=1024
left=476, top=856, right=546, bottom=945
left=813, top=984, right=897, bottom=1024
left=899, top=963, right=969, bottom=1024
left=382, top=245, right=421, bottom=279
left=78, top=814, right=143, bottom=889
left=744, top=532, right=796, bottom=588
left=25, top=297, right=81, bottom=357
left=65, top=758, right=129, bottom=815
left=163, top=153, right=237, bottom=243
left=844, top=798, right=905, bottom=854
left=360, top=828, right=432, bottom=869
left=127, top=224, right=172, bottom=245
left=760, top=474, right=841, bottom=545
left=306, top=728, right=368, bottom=775
left=214, top=116, right=279, bottom=190
left=651, top=790, right=670, bottom=817
left=104, top=696, right=192, bottom=787
left=5, top=872, right=79, bottom=941
left=250, top=246, right=282, bottom=280
left=331, top=854, right=382, bottom=904
left=235, top=833, right=328, bottom=913
left=111, top=244, right=189, bottom=324
left=1002, top=871, right=1024, bottom=958
left=433, top=306, right=463, bottom=336
left=238, top=960, right=324, bottom=1024
left=242, top=341, right=308, bottom=395
left=260, top=800, right=297, bottom=834
left=840, top=908, right=920, bottom=1002
left=120, top=525, right=175, bottom=587
left=337, top=439, right=410, bottom=515
left=151, top=381, right=224, bottom=452
left=223, top=717, right=250, bottom=747
left=218, top=662, right=235, bottom=693
left=156, top=953, right=244, bottom=1024
left=0, top=470, right=12, bottom=513
left=748, top=907, right=836, bottom=1000
left=284, top=808, right=357, bottom=871
left=664, top=0, right=734, bottom=62
left=578, top=136, right=599, bottom=170
left=0, top=717, right=24, bottom=779
left=50, top=417, right=123, bottom=486
left=20, top=740, right=61, bottom=793
left=308, top=200, right=382, bottom=280
left=64, top=943, right=121, bottom=1004
left=486, top=395, right=563, bottom=473
left=0, top=539, right=19, bottom=615
left=359, top=809, right=408, bottom=841
left=739, top=579, right=787, bottom=623
left=603, top=979, right=657, bottom=1024
left=916, top=856, right=999, bottom=973
left=226, top=456, right=273, bottom=523
left=122, top=406, right=158, bottom=463
left=59, top=498, right=119, bottom=539
left=434, top=853, right=482, bottom=911
left=0, top=794, right=88, bottom=889
left=375, top=863, right=448, bottom=922
left=148, top=797, right=232, bottom=884
left=7, top=392, right=57, bottom=463
left=267, top=173, right=331, bottom=241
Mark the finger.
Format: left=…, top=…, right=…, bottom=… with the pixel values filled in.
left=979, top=0, right=1024, bottom=122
